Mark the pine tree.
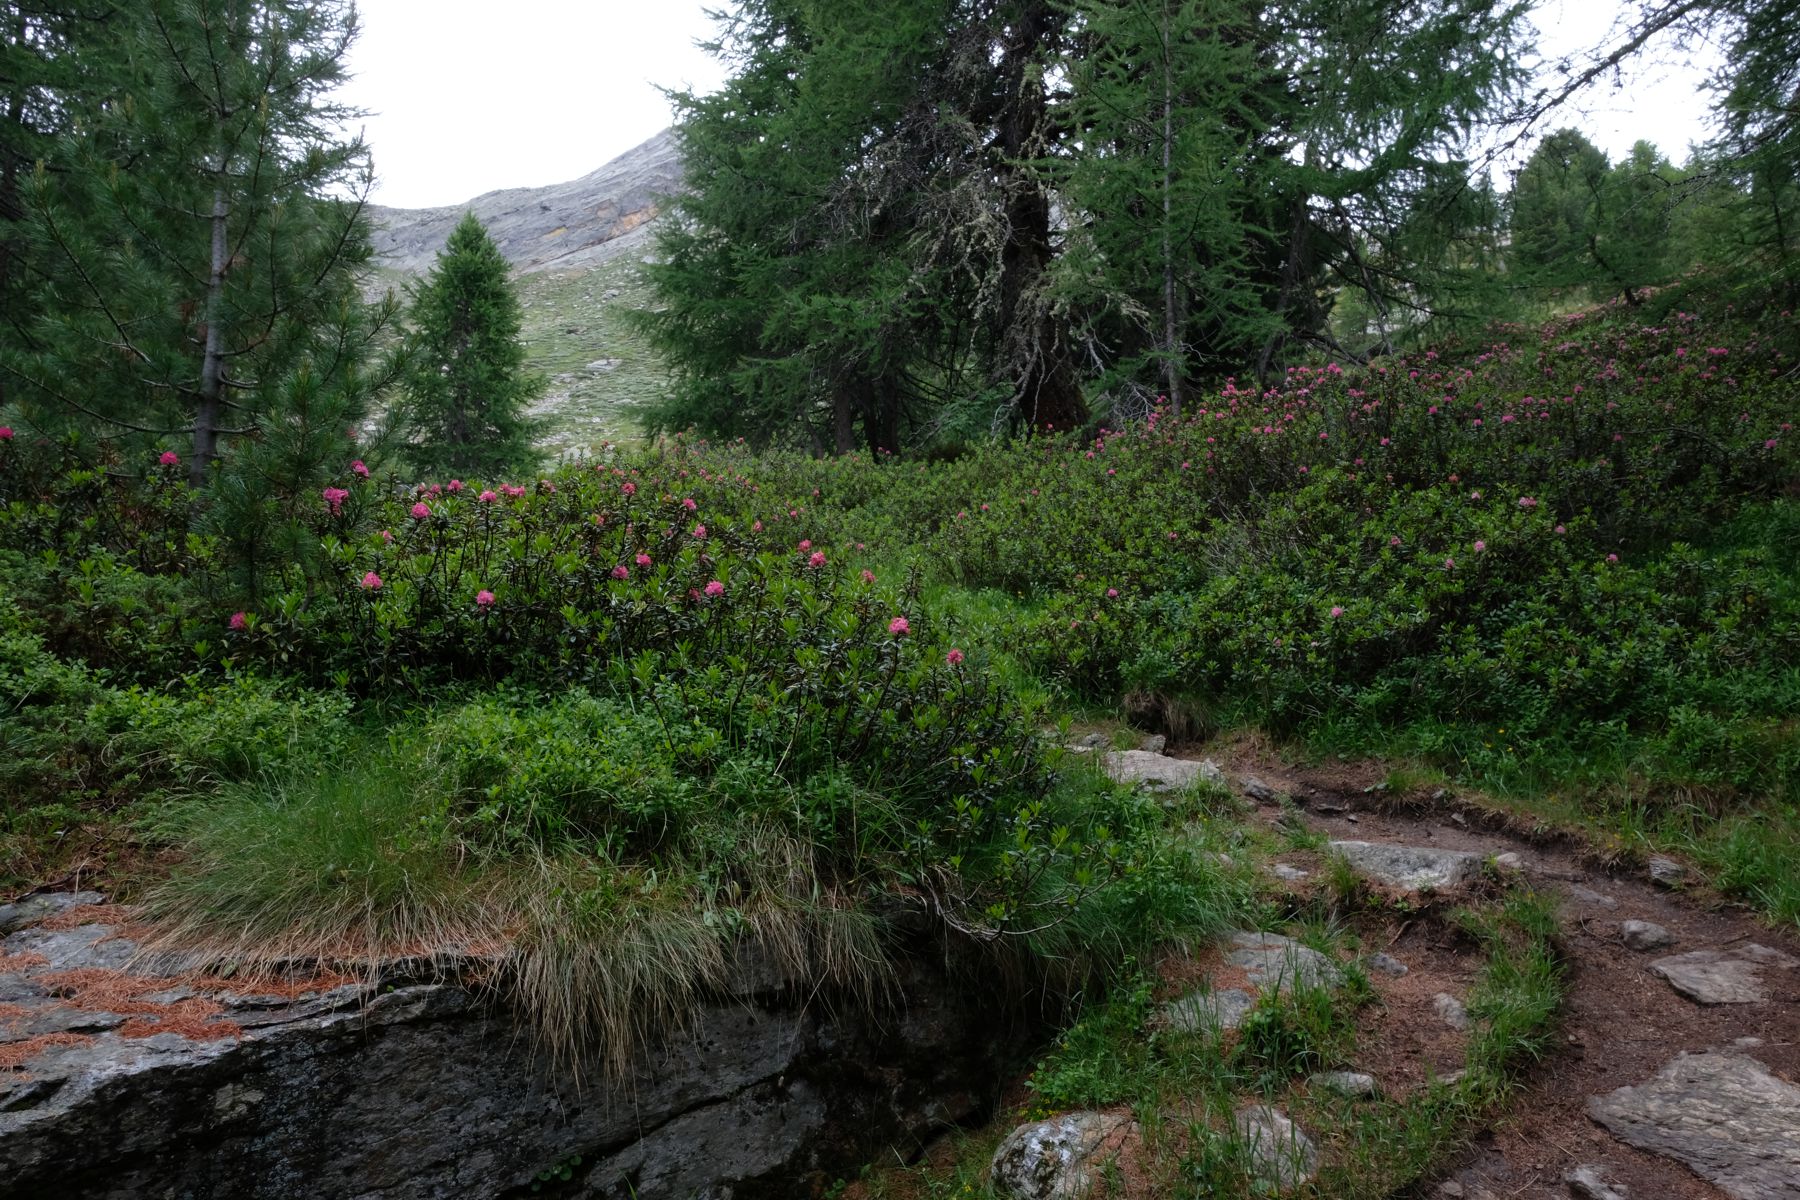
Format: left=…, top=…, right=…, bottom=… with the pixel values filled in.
left=399, top=211, right=542, bottom=480
left=1, top=1, right=396, bottom=487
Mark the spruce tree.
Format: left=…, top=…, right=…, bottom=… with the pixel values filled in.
left=399, top=211, right=542, bottom=480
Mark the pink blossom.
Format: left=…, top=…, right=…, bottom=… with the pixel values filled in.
left=1555, top=525, right=1567, bottom=534
left=228, top=611, right=248, bottom=631
left=611, top=565, right=630, bottom=580
left=1473, top=540, right=1486, bottom=553
left=622, top=482, right=636, bottom=496
left=752, top=520, right=764, bottom=533
left=1444, top=557, right=1455, bottom=569
left=636, top=553, right=652, bottom=567
left=797, top=539, right=811, bottom=551
left=945, top=648, right=965, bottom=666
left=159, top=450, right=181, bottom=467
left=692, top=523, right=707, bottom=539
left=475, top=589, right=496, bottom=608
left=379, top=529, right=393, bottom=543
left=411, top=502, right=430, bottom=519
left=322, top=486, right=349, bottom=514
left=1518, top=496, right=1537, bottom=509
left=448, top=479, right=465, bottom=492
left=1606, top=553, right=1619, bottom=563
left=1330, top=605, right=1344, bottom=618
left=359, top=571, right=382, bottom=591
left=808, top=551, right=827, bottom=568
left=704, top=579, right=724, bottom=598
left=478, top=489, right=498, bottom=503
left=888, top=616, right=910, bottom=636
left=351, top=460, right=370, bottom=478
left=1105, top=588, right=1118, bottom=599
left=0, top=426, right=12, bottom=440
left=682, top=497, right=697, bottom=511
left=861, top=569, right=875, bottom=584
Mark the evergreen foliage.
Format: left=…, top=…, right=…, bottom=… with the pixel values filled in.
left=399, top=211, right=543, bottom=480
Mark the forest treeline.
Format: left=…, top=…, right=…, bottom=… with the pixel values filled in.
left=635, top=0, right=1800, bottom=452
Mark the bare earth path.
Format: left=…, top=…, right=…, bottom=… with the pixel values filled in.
left=1223, top=748, right=1800, bottom=1200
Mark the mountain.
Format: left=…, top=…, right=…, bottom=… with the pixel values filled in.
left=367, top=131, right=685, bottom=454
left=367, top=129, right=682, bottom=278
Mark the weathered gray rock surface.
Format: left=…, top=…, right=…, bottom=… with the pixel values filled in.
left=1649, top=944, right=1799, bottom=1005
left=1433, top=993, right=1472, bottom=1032
left=1232, top=1105, right=1317, bottom=1192
left=0, top=904, right=1031, bottom=1200
left=1308, top=1070, right=1378, bottom=1098
left=368, top=129, right=683, bottom=277
left=989, top=1111, right=1135, bottom=1200
left=1588, top=1052, right=1800, bottom=1199
left=1619, top=920, right=1673, bottom=952
left=1329, top=841, right=1480, bottom=891
left=1102, top=751, right=1226, bottom=792
left=1564, top=1164, right=1630, bottom=1199
left=1162, top=932, right=1342, bottom=1033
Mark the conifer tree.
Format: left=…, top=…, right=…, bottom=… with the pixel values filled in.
left=399, top=211, right=542, bottom=479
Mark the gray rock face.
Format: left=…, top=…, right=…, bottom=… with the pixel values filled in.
left=989, top=1111, right=1135, bottom=1200
left=1102, top=751, right=1226, bottom=792
left=1588, top=1052, right=1800, bottom=1199
left=1433, top=993, right=1472, bottom=1032
left=1308, top=1071, right=1378, bottom=1098
left=1232, top=1105, right=1318, bottom=1192
left=1564, top=1164, right=1630, bottom=1199
left=1140, top=735, right=1167, bottom=754
left=1619, top=920, right=1673, bottom=952
left=0, top=912, right=1031, bottom=1200
left=1649, top=944, right=1799, bottom=1005
left=368, top=129, right=683, bottom=277
left=1648, top=856, right=1688, bottom=888
left=1162, top=932, right=1342, bottom=1033
left=1330, top=841, right=1480, bottom=891
left=0, top=892, right=104, bottom=935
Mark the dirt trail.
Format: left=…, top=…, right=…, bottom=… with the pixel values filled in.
left=1224, top=750, right=1800, bottom=1200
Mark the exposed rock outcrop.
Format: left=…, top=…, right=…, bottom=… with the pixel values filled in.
left=0, top=903, right=1034, bottom=1200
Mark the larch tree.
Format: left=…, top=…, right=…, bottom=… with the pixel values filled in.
left=398, top=211, right=543, bottom=480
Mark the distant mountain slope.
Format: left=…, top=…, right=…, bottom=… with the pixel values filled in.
left=368, top=129, right=682, bottom=277
left=367, top=131, right=684, bottom=452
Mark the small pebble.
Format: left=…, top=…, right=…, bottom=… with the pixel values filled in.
left=1433, top=992, right=1470, bottom=1031
left=1648, top=856, right=1686, bottom=887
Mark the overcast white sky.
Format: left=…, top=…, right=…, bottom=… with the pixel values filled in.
left=338, top=1, right=1726, bottom=210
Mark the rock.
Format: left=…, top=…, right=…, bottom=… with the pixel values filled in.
left=1232, top=1105, right=1317, bottom=1192
left=1308, top=1071, right=1378, bottom=1098
left=1162, top=932, right=1342, bottom=1033
left=1564, top=1164, right=1630, bottom=1199
left=1437, top=1184, right=1465, bottom=1199
left=1140, top=735, right=1167, bottom=754
left=1366, top=953, right=1409, bottom=977
left=1102, top=751, right=1226, bottom=793
left=1271, top=863, right=1310, bottom=882
left=1433, top=993, right=1471, bottom=1031
left=1588, top=1052, right=1800, bottom=1200
left=1564, top=884, right=1620, bottom=910
left=1073, top=732, right=1112, bottom=750
left=1164, top=987, right=1256, bottom=1033
left=1648, top=856, right=1687, bottom=887
left=1619, top=920, right=1673, bottom=952
left=989, top=1112, right=1135, bottom=1200
left=1329, top=841, right=1480, bottom=891
left=1239, top=776, right=1280, bottom=803
left=0, top=892, right=105, bottom=935
left=1649, top=944, right=1799, bottom=1005
left=0, top=918, right=1034, bottom=1200
left=1492, top=852, right=1524, bottom=871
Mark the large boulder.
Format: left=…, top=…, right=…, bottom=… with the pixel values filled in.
left=0, top=905, right=1033, bottom=1199
left=990, top=1111, right=1136, bottom=1200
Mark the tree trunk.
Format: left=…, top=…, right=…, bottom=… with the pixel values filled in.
left=831, top=387, right=855, bottom=454
left=191, top=181, right=228, bottom=487
left=1160, top=9, right=1184, bottom=417
left=993, top=0, right=1085, bottom=434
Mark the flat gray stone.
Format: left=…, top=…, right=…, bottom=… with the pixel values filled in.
left=990, top=1111, right=1135, bottom=1200
left=1620, top=920, right=1673, bottom=952
left=1648, top=856, right=1687, bottom=887
left=1650, top=944, right=1799, bottom=1005
left=1434, top=993, right=1471, bottom=1031
left=1308, top=1071, right=1377, bottom=1098
left=1271, top=863, right=1310, bottom=882
left=1329, top=841, right=1479, bottom=891
left=1588, top=1052, right=1800, bottom=1199
left=0, top=892, right=105, bottom=935
left=1564, top=1164, right=1629, bottom=1199
left=1366, top=953, right=1409, bottom=977
left=1564, top=884, right=1620, bottom=910
left=1102, top=751, right=1226, bottom=792
left=1164, top=987, right=1256, bottom=1033
left=1232, top=1105, right=1317, bottom=1192
left=1239, top=775, right=1280, bottom=803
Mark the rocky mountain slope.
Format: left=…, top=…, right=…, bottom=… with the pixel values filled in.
left=366, top=131, right=684, bottom=452
left=368, top=128, right=682, bottom=278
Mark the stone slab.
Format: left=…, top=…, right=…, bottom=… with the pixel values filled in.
left=1649, top=944, right=1798, bottom=1005
left=1328, top=841, right=1480, bottom=891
